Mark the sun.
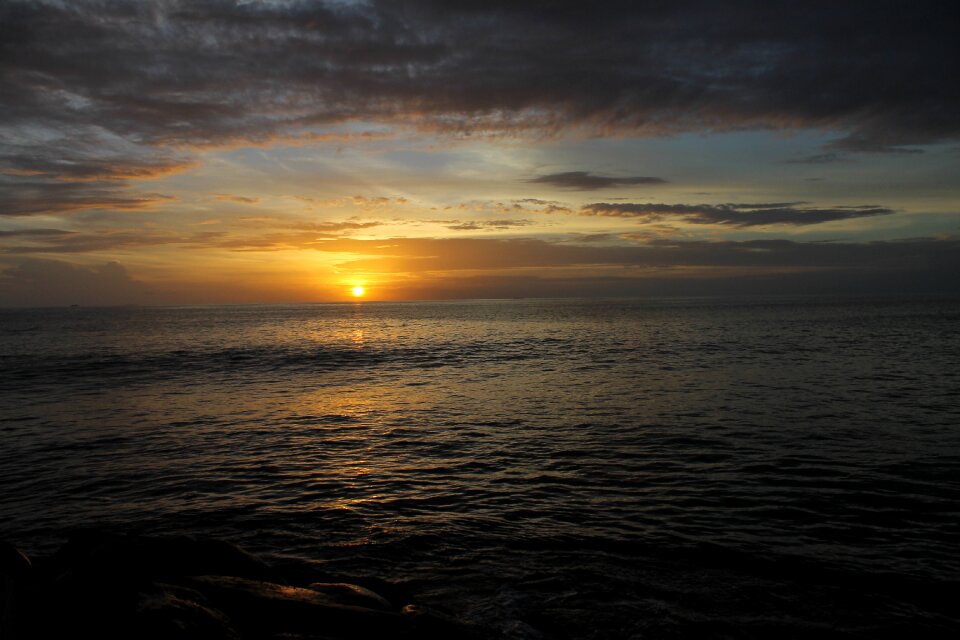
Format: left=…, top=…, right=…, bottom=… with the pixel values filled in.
left=352, top=285, right=365, bottom=298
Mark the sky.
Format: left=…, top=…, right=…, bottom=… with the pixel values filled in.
left=1, top=0, right=958, bottom=305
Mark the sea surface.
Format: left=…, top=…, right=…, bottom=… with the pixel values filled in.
left=1, top=297, right=959, bottom=638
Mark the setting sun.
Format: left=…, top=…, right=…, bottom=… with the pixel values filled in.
left=352, top=286, right=365, bottom=297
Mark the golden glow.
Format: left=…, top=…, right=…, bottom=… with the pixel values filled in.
left=352, top=285, right=365, bottom=297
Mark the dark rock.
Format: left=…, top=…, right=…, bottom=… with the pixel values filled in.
left=188, top=574, right=408, bottom=637
left=134, top=582, right=239, bottom=640
left=1, top=542, right=32, bottom=640
left=1, top=533, right=494, bottom=640
left=51, top=530, right=273, bottom=582
left=307, top=582, right=393, bottom=610
left=0, top=542, right=31, bottom=578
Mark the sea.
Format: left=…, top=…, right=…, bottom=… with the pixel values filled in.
left=1, top=296, right=958, bottom=638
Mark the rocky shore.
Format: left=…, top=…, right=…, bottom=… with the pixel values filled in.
left=0, top=532, right=490, bottom=639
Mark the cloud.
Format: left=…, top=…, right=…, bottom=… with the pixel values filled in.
left=784, top=153, right=851, bottom=165
left=4, top=235, right=958, bottom=304
left=214, top=194, right=261, bottom=204
left=294, top=221, right=383, bottom=232
left=0, top=228, right=73, bottom=238
left=0, top=0, right=954, bottom=220
left=2, top=1, right=955, bottom=157
left=0, top=126, right=190, bottom=216
left=0, top=259, right=149, bottom=306
left=0, top=122, right=194, bottom=181
left=514, top=198, right=564, bottom=206
left=212, top=223, right=383, bottom=251
left=379, top=257, right=960, bottom=299
left=0, top=229, right=198, bottom=254
left=0, top=155, right=190, bottom=182
left=0, top=178, right=173, bottom=216
left=581, top=202, right=894, bottom=227
left=565, top=233, right=618, bottom=243
left=350, top=196, right=409, bottom=208
left=0, top=220, right=384, bottom=254
left=527, top=172, right=667, bottom=190
left=301, top=234, right=960, bottom=296
left=445, top=219, right=535, bottom=231
left=305, top=236, right=960, bottom=278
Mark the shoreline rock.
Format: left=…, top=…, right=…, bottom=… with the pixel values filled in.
left=0, top=532, right=490, bottom=639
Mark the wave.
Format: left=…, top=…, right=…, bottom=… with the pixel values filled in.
left=0, top=338, right=565, bottom=392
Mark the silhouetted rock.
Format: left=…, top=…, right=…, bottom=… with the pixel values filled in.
left=51, top=530, right=273, bottom=582
left=1, top=542, right=32, bottom=639
left=188, top=575, right=406, bottom=637
left=0, top=533, right=491, bottom=639
left=0, top=542, right=31, bottom=577
left=307, top=581, right=394, bottom=610
left=135, top=582, right=239, bottom=640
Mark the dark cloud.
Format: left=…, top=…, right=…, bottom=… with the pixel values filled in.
left=310, top=236, right=960, bottom=278
left=4, top=235, right=958, bottom=304
left=382, top=259, right=960, bottom=300
left=0, top=178, right=173, bottom=217
left=212, top=222, right=385, bottom=251
left=0, top=0, right=955, bottom=219
left=350, top=196, right=409, bottom=207
left=565, top=233, right=618, bottom=243
left=445, top=219, right=535, bottom=231
left=784, top=153, right=851, bottom=165
left=581, top=202, right=894, bottom=227
left=214, top=194, right=261, bottom=204
left=434, top=199, right=573, bottom=216
left=1, top=0, right=956, bottom=163
left=0, top=259, right=149, bottom=306
left=0, top=229, right=195, bottom=254
left=514, top=198, right=564, bottom=206
left=0, top=220, right=384, bottom=254
left=0, top=145, right=192, bottom=181
left=825, top=135, right=929, bottom=155
left=296, top=221, right=383, bottom=232
left=527, top=172, right=667, bottom=190
left=0, top=127, right=190, bottom=216
left=0, top=228, right=72, bottom=238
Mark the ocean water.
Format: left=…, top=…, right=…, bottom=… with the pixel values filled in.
left=1, top=297, right=959, bottom=638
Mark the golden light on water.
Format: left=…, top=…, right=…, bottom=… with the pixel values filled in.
left=352, top=285, right=365, bottom=298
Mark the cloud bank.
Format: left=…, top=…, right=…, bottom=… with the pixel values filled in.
left=4, top=0, right=954, bottom=148
left=527, top=172, right=668, bottom=190
left=0, top=259, right=149, bottom=306
left=2, top=0, right=957, bottom=216
left=581, top=202, right=895, bottom=227
left=3, top=235, right=958, bottom=305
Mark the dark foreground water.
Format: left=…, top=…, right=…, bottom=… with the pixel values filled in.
left=2, top=297, right=959, bottom=638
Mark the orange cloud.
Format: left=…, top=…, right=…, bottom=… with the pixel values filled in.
left=214, top=194, right=261, bottom=204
